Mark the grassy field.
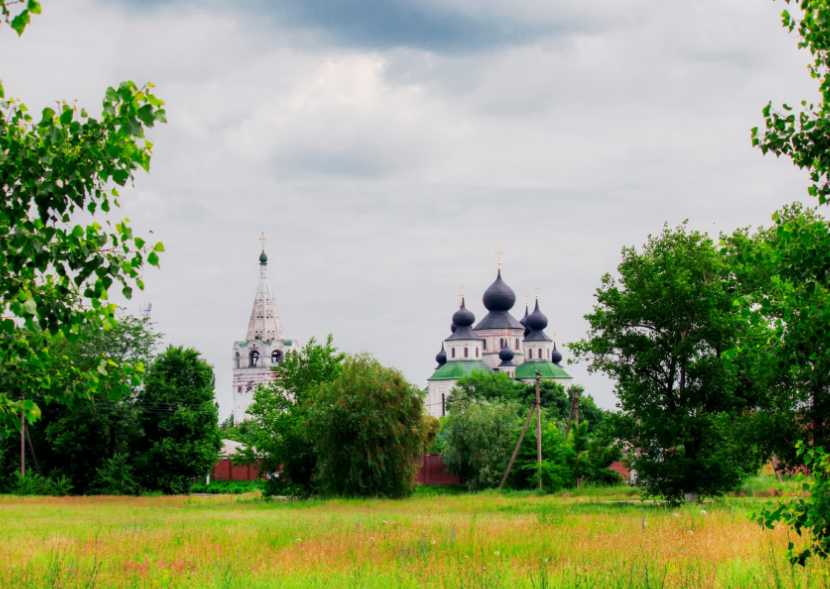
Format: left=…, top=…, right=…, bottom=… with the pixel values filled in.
left=0, top=478, right=824, bottom=589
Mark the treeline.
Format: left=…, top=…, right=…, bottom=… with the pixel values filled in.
left=0, top=317, right=221, bottom=495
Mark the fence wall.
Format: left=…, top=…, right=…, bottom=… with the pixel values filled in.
left=211, top=457, right=262, bottom=482
left=415, top=453, right=462, bottom=486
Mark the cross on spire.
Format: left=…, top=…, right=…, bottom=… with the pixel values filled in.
left=534, top=284, right=541, bottom=299
left=259, top=232, right=266, bottom=251
left=459, top=282, right=466, bottom=304
left=495, top=246, right=504, bottom=268
left=524, top=292, right=529, bottom=306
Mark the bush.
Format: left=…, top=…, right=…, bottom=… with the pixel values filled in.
left=91, top=454, right=139, bottom=496
left=190, top=480, right=263, bottom=495
left=307, top=354, right=433, bottom=498
left=11, top=473, right=73, bottom=496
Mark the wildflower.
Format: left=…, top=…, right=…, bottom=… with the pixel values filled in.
left=544, top=558, right=549, bottom=563
left=464, top=556, right=469, bottom=559
left=296, top=538, right=302, bottom=542
left=700, top=510, right=707, bottom=515
left=689, top=530, right=693, bottom=535
left=382, top=521, right=388, bottom=525
left=431, top=540, right=436, bottom=545
left=370, top=537, right=375, bottom=542
left=494, top=551, right=500, bottom=556
left=673, top=513, right=680, bottom=518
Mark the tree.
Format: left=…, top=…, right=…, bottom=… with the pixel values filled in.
left=247, top=335, right=345, bottom=497
left=441, top=393, right=519, bottom=491
left=0, top=315, right=161, bottom=494
left=570, top=223, right=764, bottom=503
left=0, top=1, right=166, bottom=433
left=133, top=346, right=221, bottom=494
left=723, top=204, right=830, bottom=469
left=307, top=354, right=434, bottom=498
left=445, top=371, right=524, bottom=411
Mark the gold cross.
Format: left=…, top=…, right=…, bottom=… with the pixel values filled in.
left=524, top=292, right=529, bottom=306
left=553, top=332, right=557, bottom=342
left=495, top=246, right=504, bottom=268
left=459, top=282, right=466, bottom=304
left=259, top=232, right=266, bottom=251
left=534, top=284, right=541, bottom=298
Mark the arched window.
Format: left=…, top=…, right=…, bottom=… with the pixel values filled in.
left=500, top=338, right=504, bottom=348
left=235, top=352, right=240, bottom=369
left=483, top=340, right=487, bottom=350
left=515, top=338, right=519, bottom=349
left=464, top=347, right=469, bottom=358
left=451, top=348, right=456, bottom=359
left=475, top=348, right=479, bottom=358
left=271, top=350, right=281, bottom=364
left=250, top=351, right=260, bottom=367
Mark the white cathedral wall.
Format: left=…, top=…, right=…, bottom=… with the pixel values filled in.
left=426, top=379, right=454, bottom=418
left=475, top=328, right=525, bottom=368
left=445, top=340, right=483, bottom=362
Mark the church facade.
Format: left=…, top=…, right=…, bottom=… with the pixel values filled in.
left=231, top=246, right=297, bottom=424
left=426, top=266, right=572, bottom=418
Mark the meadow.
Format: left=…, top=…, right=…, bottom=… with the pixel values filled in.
left=0, top=477, right=824, bottom=589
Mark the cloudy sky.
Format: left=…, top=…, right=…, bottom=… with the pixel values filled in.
left=0, top=0, right=819, bottom=417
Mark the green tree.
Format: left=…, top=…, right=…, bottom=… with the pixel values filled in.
left=307, top=354, right=433, bottom=498
left=570, top=223, right=764, bottom=503
left=133, top=346, right=221, bottom=494
left=445, top=370, right=524, bottom=411
left=0, top=1, right=166, bottom=432
left=441, top=392, right=519, bottom=491
left=247, top=335, right=345, bottom=497
left=723, top=204, right=830, bottom=469
left=0, top=315, right=161, bottom=494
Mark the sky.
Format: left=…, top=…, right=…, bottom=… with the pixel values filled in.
left=0, top=0, right=820, bottom=418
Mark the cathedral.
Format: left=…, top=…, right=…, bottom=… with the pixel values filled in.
left=426, top=263, right=572, bottom=417
left=231, top=239, right=297, bottom=424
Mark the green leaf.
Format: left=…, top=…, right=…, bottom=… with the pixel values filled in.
left=147, top=252, right=159, bottom=266
left=153, top=242, right=165, bottom=252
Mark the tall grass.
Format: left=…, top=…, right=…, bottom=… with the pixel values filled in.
left=0, top=491, right=825, bottom=588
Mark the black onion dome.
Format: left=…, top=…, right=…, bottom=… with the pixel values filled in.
left=450, top=323, right=458, bottom=334
left=498, top=344, right=514, bottom=363
left=452, top=298, right=475, bottom=327
left=551, top=342, right=563, bottom=365
left=526, top=300, right=548, bottom=331
left=436, top=342, right=447, bottom=368
left=482, top=269, right=516, bottom=312
left=520, top=306, right=530, bottom=337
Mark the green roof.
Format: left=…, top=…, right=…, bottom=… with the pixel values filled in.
left=428, top=360, right=495, bottom=381
left=515, top=361, right=572, bottom=380
left=283, top=340, right=294, bottom=345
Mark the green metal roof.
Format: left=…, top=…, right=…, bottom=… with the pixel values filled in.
left=428, top=360, right=495, bottom=381
left=283, top=339, right=294, bottom=345
left=514, top=361, right=572, bottom=380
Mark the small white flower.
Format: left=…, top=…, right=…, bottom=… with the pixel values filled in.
left=494, top=551, right=500, bottom=556
left=296, top=538, right=302, bottom=542
left=543, top=558, right=549, bottom=563
left=369, top=537, right=375, bottom=542
left=464, top=556, right=469, bottom=559
left=673, top=513, right=680, bottom=518
left=382, top=521, right=388, bottom=524
left=431, top=540, right=436, bottom=545
left=700, top=510, right=707, bottom=515
left=689, top=530, right=693, bottom=535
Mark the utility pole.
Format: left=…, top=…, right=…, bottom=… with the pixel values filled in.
left=20, top=393, right=25, bottom=477
left=564, top=386, right=581, bottom=440
left=499, top=372, right=543, bottom=491
left=535, top=372, right=542, bottom=491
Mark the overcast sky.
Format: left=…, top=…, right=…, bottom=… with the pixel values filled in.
left=0, top=0, right=819, bottom=417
